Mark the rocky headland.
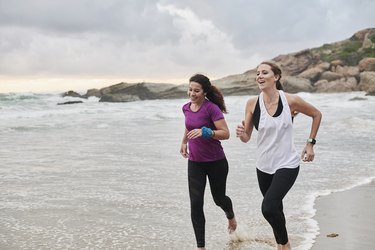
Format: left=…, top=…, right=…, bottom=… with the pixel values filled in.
left=63, top=28, right=375, bottom=102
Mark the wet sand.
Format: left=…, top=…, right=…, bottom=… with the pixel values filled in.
left=311, top=181, right=375, bottom=250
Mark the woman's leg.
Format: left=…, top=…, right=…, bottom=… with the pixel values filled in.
left=206, top=158, right=236, bottom=233
left=207, top=159, right=234, bottom=219
left=207, top=158, right=237, bottom=232
left=188, top=161, right=207, bottom=248
left=257, top=167, right=299, bottom=245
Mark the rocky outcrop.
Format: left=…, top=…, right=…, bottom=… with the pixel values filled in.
left=202, top=28, right=373, bottom=97
left=57, top=100, right=83, bottom=105
left=94, top=82, right=187, bottom=102
left=84, top=88, right=102, bottom=98
left=212, top=69, right=259, bottom=96
left=62, top=90, right=83, bottom=98
left=63, top=28, right=375, bottom=101
left=273, top=49, right=320, bottom=76
left=62, top=82, right=188, bottom=101
left=358, top=72, right=375, bottom=92
left=282, top=76, right=313, bottom=93
left=359, top=58, right=375, bottom=72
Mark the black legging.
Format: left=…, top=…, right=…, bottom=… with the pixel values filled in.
left=257, top=167, right=299, bottom=245
left=188, top=158, right=235, bottom=248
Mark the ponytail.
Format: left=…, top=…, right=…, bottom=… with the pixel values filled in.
left=276, top=80, right=283, bottom=90
left=206, top=85, right=227, bottom=113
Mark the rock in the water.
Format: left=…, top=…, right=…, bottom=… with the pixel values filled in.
left=57, top=100, right=83, bottom=105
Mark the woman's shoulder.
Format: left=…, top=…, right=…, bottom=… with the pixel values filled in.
left=182, top=102, right=191, bottom=111
left=246, top=96, right=258, bottom=110
left=283, top=92, right=306, bottom=115
left=202, top=100, right=225, bottom=119
left=204, top=99, right=221, bottom=112
left=283, top=92, right=303, bottom=104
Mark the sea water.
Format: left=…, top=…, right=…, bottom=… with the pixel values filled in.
left=0, top=91, right=374, bottom=250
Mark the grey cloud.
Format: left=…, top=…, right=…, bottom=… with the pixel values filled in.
left=0, top=0, right=374, bottom=83
left=161, top=0, right=375, bottom=56
left=0, top=0, right=180, bottom=44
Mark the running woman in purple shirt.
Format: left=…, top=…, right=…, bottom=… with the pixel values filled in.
left=180, top=74, right=237, bottom=250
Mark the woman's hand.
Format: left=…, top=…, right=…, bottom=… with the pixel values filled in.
left=180, top=143, right=189, bottom=158
left=236, top=121, right=245, bottom=137
left=187, top=129, right=203, bottom=139
left=301, top=144, right=315, bottom=162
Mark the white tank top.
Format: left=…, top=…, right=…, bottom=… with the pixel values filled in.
left=256, top=90, right=300, bottom=174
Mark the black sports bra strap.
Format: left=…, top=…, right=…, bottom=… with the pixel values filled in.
left=253, top=95, right=283, bottom=131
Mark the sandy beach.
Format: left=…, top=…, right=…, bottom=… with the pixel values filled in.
left=311, top=180, right=375, bottom=250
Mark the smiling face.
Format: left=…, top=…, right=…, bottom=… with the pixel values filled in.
left=256, top=64, right=279, bottom=91
left=187, top=81, right=205, bottom=104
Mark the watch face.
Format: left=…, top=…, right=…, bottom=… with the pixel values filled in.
left=307, top=138, right=316, bottom=144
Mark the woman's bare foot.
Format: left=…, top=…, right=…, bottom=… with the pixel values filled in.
left=228, top=217, right=237, bottom=233
left=197, top=248, right=205, bottom=250
left=278, top=241, right=291, bottom=250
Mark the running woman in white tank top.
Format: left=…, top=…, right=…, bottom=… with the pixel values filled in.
left=236, top=61, right=322, bottom=250
left=257, top=90, right=300, bottom=174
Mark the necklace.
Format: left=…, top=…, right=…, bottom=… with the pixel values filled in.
left=263, top=92, right=279, bottom=114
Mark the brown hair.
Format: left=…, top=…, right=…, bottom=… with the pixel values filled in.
left=259, top=61, right=283, bottom=90
left=189, top=74, right=227, bottom=113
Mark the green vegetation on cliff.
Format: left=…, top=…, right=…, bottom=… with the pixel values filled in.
left=312, top=29, right=375, bottom=66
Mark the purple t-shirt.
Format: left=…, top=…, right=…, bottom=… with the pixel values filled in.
left=182, top=99, right=226, bottom=162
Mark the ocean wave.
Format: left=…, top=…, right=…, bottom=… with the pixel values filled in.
left=0, top=92, right=41, bottom=103
left=315, top=176, right=375, bottom=197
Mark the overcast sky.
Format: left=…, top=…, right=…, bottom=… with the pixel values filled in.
left=0, top=0, right=374, bottom=93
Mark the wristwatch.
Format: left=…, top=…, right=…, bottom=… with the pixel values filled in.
left=307, top=138, right=316, bottom=145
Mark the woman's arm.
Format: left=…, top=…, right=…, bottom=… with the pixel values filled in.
left=212, top=118, right=230, bottom=140
left=287, top=93, right=322, bottom=162
left=236, top=97, right=256, bottom=143
left=186, top=118, right=230, bottom=141
left=180, top=128, right=189, bottom=158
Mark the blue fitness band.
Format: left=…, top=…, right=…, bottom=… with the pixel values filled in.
left=201, top=126, right=213, bottom=138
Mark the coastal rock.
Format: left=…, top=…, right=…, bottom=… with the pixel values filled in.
left=352, top=28, right=373, bottom=40
left=66, top=28, right=375, bottom=102
left=330, top=59, right=344, bottom=67
left=213, top=69, right=259, bottom=96
left=99, top=93, right=141, bottom=102
left=361, top=32, right=375, bottom=50
left=156, top=84, right=188, bottom=99
left=57, top=100, right=84, bottom=105
left=282, top=76, right=313, bottom=93
left=62, top=90, right=84, bottom=98
left=358, top=58, right=375, bottom=72
left=83, top=88, right=102, bottom=98
left=94, top=82, right=187, bottom=102
left=320, top=71, right=342, bottom=82
left=315, top=77, right=358, bottom=93
left=358, top=72, right=375, bottom=95
left=316, top=62, right=331, bottom=71
left=273, top=49, right=319, bottom=76
left=334, top=66, right=359, bottom=77
left=365, top=86, right=375, bottom=96
left=349, top=96, right=367, bottom=101
left=298, top=67, right=324, bottom=83
left=99, top=82, right=132, bottom=96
